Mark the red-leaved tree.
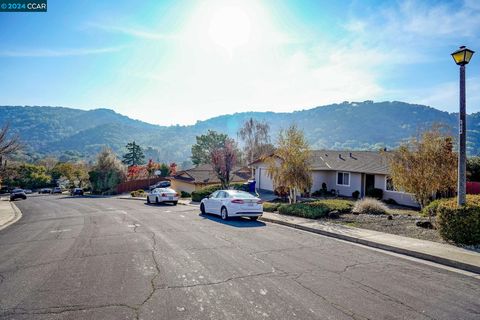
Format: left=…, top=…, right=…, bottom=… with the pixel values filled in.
left=211, top=139, right=237, bottom=189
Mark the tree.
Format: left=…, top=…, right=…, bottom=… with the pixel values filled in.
left=122, top=141, right=145, bottom=166
left=211, top=138, right=237, bottom=189
left=238, top=118, right=274, bottom=176
left=266, top=125, right=312, bottom=203
left=191, top=130, right=229, bottom=165
left=0, top=124, right=20, bottom=159
left=169, top=162, right=177, bottom=176
left=0, top=124, right=21, bottom=187
left=89, top=148, right=126, bottom=194
left=467, top=157, right=480, bottom=182
left=7, top=163, right=51, bottom=189
left=387, top=126, right=457, bottom=209
left=159, top=163, right=170, bottom=177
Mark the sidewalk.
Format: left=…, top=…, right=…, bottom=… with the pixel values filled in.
left=260, top=211, right=480, bottom=274
left=0, top=198, right=22, bottom=231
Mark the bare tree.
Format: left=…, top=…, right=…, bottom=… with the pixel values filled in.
left=0, top=124, right=21, bottom=185
left=0, top=124, right=20, bottom=159
left=211, top=138, right=237, bottom=189
left=238, top=118, right=274, bottom=177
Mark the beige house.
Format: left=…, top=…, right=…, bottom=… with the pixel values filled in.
left=169, top=164, right=250, bottom=194
left=250, top=150, right=418, bottom=207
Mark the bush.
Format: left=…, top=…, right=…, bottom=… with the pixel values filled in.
left=278, top=203, right=329, bottom=219
left=433, top=196, right=480, bottom=245
left=277, top=199, right=353, bottom=219
left=191, top=183, right=244, bottom=202
left=180, top=191, right=191, bottom=198
left=263, top=202, right=281, bottom=212
left=366, top=188, right=383, bottom=199
left=131, top=189, right=146, bottom=197
left=352, top=190, right=360, bottom=199
left=352, top=198, right=388, bottom=215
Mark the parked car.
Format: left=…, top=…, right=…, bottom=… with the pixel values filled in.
left=23, top=189, right=33, bottom=194
left=39, top=188, right=52, bottom=194
left=70, top=188, right=84, bottom=196
left=10, top=189, right=27, bottom=201
left=200, top=190, right=263, bottom=221
left=52, top=187, right=62, bottom=194
left=149, top=181, right=171, bottom=191
left=147, top=187, right=178, bottom=205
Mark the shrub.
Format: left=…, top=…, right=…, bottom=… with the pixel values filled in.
left=131, top=189, right=146, bottom=197
left=366, top=188, right=383, bottom=199
left=352, top=190, right=360, bottom=199
left=263, top=202, right=281, bottom=212
left=352, top=197, right=388, bottom=215
left=433, top=196, right=480, bottom=245
left=180, top=191, right=191, bottom=198
left=277, top=199, right=352, bottom=219
left=191, top=183, right=244, bottom=202
left=278, top=203, right=329, bottom=219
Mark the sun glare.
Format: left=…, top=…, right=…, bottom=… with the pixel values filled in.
left=208, top=6, right=251, bottom=52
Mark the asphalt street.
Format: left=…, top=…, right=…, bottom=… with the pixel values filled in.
left=0, top=195, right=479, bottom=320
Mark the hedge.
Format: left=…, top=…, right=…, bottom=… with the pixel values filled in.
left=180, top=191, right=191, bottom=198
left=263, top=202, right=282, bottom=212
left=434, top=196, right=480, bottom=245
left=278, top=199, right=353, bottom=219
left=191, top=183, right=244, bottom=202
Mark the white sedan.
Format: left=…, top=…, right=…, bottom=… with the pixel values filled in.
left=200, top=190, right=263, bottom=220
left=147, top=188, right=179, bottom=205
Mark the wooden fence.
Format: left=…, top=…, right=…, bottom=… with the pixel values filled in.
left=116, top=177, right=168, bottom=194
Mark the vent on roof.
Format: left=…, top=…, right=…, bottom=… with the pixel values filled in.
left=338, top=154, right=343, bottom=160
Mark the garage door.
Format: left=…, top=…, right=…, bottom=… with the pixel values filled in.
left=258, top=168, right=274, bottom=191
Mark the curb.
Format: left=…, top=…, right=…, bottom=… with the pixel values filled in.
left=259, top=216, right=480, bottom=275
left=0, top=201, right=22, bottom=231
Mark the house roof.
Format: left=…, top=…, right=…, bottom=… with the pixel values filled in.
left=251, top=150, right=390, bottom=175
left=171, top=164, right=250, bottom=184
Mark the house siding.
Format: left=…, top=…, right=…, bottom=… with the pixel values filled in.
left=335, top=172, right=362, bottom=197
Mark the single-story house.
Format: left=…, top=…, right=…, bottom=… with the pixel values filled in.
left=250, top=150, right=418, bottom=207
left=169, top=164, right=251, bottom=194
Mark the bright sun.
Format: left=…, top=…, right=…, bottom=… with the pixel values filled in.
left=208, top=6, right=251, bottom=51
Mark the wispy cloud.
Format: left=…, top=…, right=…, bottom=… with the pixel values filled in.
left=0, top=46, right=124, bottom=57
left=87, top=22, right=176, bottom=41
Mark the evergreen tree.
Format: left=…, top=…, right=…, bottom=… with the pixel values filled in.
left=122, top=141, right=145, bottom=166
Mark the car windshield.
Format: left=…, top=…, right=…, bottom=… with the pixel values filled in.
left=227, top=191, right=257, bottom=199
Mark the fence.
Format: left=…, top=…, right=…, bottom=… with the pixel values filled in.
left=116, top=177, right=168, bottom=194
left=466, top=181, right=480, bottom=195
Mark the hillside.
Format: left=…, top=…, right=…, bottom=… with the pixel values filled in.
left=1, top=101, right=478, bottom=164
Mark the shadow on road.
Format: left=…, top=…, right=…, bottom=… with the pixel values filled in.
left=198, top=212, right=266, bottom=228
left=143, top=203, right=178, bottom=207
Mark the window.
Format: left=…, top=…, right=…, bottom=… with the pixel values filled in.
left=337, top=172, right=350, bottom=186
left=211, top=191, right=219, bottom=198
left=386, top=176, right=396, bottom=191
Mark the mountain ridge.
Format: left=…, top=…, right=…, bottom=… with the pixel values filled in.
left=1, top=101, right=478, bottom=164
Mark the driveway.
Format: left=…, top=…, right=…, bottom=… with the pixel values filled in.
left=0, top=195, right=478, bottom=319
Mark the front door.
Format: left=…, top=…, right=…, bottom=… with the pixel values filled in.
left=365, top=174, right=375, bottom=193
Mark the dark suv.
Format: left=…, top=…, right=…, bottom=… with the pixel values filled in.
left=10, top=189, right=27, bottom=201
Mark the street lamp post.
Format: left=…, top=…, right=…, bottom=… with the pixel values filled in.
left=451, top=46, right=474, bottom=206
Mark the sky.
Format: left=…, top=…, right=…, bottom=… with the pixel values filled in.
left=1, top=0, right=480, bottom=126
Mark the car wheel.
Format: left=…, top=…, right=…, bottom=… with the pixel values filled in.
left=250, top=216, right=259, bottom=221
left=172, top=201, right=178, bottom=206
left=200, top=203, right=206, bottom=214
left=147, top=196, right=151, bottom=204
left=155, top=197, right=159, bottom=204
left=221, top=207, right=229, bottom=220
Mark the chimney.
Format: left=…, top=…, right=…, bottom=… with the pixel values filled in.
left=338, top=154, right=343, bottom=160
left=349, top=152, right=352, bottom=158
